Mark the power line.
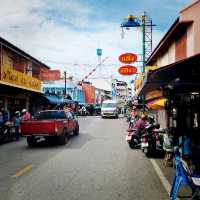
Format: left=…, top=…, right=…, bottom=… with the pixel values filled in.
left=40, top=59, right=143, bottom=66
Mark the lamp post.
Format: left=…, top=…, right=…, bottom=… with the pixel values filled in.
left=120, top=13, right=155, bottom=111
left=120, top=12, right=155, bottom=73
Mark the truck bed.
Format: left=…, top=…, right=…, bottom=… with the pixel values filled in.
left=20, top=120, right=61, bottom=136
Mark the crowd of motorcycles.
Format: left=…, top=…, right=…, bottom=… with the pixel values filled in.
left=125, top=111, right=166, bottom=157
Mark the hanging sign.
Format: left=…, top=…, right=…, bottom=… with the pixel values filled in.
left=119, top=53, right=137, bottom=64
left=118, top=65, right=137, bottom=76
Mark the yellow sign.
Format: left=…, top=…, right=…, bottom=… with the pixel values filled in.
left=1, top=67, right=42, bottom=92
left=134, top=74, right=145, bottom=91
left=145, top=65, right=161, bottom=73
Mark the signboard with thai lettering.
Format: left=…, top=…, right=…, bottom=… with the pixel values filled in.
left=40, top=70, right=61, bottom=81
left=118, top=65, right=137, bottom=76
left=119, top=53, right=137, bottom=64
left=0, top=67, right=42, bottom=92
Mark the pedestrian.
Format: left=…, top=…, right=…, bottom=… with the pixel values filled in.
left=0, top=112, right=4, bottom=125
left=1, top=108, right=10, bottom=123
left=21, top=109, right=31, bottom=121
left=12, top=111, right=21, bottom=141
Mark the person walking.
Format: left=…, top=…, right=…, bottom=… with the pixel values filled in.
left=21, top=109, right=31, bottom=121
left=13, top=111, right=21, bottom=141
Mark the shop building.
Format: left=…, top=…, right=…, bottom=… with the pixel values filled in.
left=43, top=78, right=85, bottom=104
left=135, top=0, right=200, bottom=131
left=112, top=79, right=128, bottom=101
left=0, top=36, right=50, bottom=116
left=81, top=82, right=95, bottom=104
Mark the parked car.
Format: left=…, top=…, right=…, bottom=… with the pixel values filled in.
left=20, top=110, right=79, bottom=147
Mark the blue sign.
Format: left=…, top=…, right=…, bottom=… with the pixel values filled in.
left=97, top=48, right=102, bottom=56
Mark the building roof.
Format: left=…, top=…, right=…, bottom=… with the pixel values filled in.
left=180, top=0, right=200, bottom=13
left=139, top=53, right=200, bottom=95
left=43, top=79, right=77, bottom=89
left=146, top=18, right=193, bottom=65
left=0, top=36, right=50, bottom=69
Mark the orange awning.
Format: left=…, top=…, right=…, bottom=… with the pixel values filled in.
left=147, top=98, right=167, bottom=110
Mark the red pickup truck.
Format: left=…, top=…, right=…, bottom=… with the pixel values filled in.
left=20, top=110, right=79, bottom=146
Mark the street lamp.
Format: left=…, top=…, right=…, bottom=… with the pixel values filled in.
left=120, top=12, right=155, bottom=73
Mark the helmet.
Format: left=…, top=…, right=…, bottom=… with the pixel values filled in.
left=22, top=109, right=27, bottom=113
left=15, top=111, right=20, bottom=114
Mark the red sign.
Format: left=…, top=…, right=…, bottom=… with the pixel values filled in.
left=118, top=65, right=137, bottom=76
left=119, top=53, right=137, bottom=64
left=40, top=70, right=61, bottom=81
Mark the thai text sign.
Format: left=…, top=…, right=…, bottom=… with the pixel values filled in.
left=119, top=53, right=137, bottom=64
left=40, top=70, right=61, bottom=81
left=118, top=65, right=137, bottom=76
left=1, top=67, right=42, bottom=92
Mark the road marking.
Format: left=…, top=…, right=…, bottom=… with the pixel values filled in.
left=150, top=159, right=180, bottom=200
left=12, top=164, right=33, bottom=178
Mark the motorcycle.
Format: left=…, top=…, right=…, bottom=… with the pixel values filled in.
left=126, top=128, right=141, bottom=149
left=141, top=123, right=164, bottom=157
left=0, top=122, right=16, bottom=143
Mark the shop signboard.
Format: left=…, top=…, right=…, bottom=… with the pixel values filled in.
left=40, top=70, right=61, bottom=81
left=118, top=65, right=137, bottom=76
left=119, top=53, right=137, bottom=64
left=0, top=67, right=42, bottom=92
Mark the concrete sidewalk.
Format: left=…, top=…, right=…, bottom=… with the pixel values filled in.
left=154, top=158, right=192, bottom=200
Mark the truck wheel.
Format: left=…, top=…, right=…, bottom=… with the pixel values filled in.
left=57, top=132, right=67, bottom=145
left=27, top=136, right=37, bottom=147
left=74, top=124, right=79, bottom=136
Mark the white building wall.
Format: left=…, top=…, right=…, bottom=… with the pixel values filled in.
left=153, top=42, right=175, bottom=67
left=187, top=25, right=194, bottom=57
left=168, top=42, right=176, bottom=64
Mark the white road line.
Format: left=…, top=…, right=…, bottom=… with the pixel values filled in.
left=150, top=159, right=180, bottom=200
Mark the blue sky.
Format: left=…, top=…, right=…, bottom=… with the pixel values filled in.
left=0, top=0, right=192, bottom=83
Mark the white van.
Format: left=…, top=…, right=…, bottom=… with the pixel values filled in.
left=101, top=100, right=119, bottom=118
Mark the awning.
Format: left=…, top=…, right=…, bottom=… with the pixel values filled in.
left=147, top=98, right=167, bottom=110
left=139, top=53, right=200, bottom=96
left=43, top=94, right=63, bottom=105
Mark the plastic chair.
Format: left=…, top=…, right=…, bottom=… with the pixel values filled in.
left=170, top=153, right=200, bottom=200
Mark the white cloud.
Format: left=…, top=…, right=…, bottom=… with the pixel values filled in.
left=0, top=0, right=164, bottom=84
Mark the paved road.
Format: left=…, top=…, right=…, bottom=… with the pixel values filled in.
left=0, top=116, right=169, bottom=200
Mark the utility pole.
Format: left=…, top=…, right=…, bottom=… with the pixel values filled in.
left=64, top=71, right=67, bottom=96
left=141, top=13, right=145, bottom=73
left=120, top=12, right=155, bottom=73
left=120, top=13, right=155, bottom=111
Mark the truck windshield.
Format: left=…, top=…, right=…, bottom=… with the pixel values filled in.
left=36, top=111, right=66, bottom=120
left=102, top=103, right=116, bottom=108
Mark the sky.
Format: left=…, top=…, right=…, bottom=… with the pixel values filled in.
left=0, top=0, right=192, bottom=84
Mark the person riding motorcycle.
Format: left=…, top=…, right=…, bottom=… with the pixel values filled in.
left=129, top=106, right=139, bottom=128
left=134, top=114, right=149, bottom=138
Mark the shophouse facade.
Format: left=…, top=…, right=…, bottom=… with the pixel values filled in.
left=112, top=79, right=128, bottom=101
left=43, top=78, right=85, bottom=104
left=0, top=36, right=49, bottom=116
left=81, top=82, right=95, bottom=104
left=135, top=0, right=200, bottom=129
